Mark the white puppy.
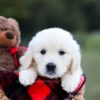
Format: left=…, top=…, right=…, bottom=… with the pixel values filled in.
left=19, top=28, right=83, bottom=92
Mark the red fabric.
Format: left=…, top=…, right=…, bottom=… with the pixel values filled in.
left=75, top=75, right=86, bottom=93
left=27, top=75, right=86, bottom=100
left=9, top=47, right=20, bottom=67
left=28, top=79, right=51, bottom=100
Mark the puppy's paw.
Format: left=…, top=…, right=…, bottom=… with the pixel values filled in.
left=61, top=77, right=76, bottom=92
left=61, top=74, right=81, bottom=92
left=19, top=68, right=37, bottom=86
left=61, top=69, right=82, bottom=92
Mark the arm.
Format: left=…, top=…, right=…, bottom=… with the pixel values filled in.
left=72, top=85, right=85, bottom=100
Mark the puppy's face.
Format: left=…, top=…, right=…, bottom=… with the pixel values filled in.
left=29, top=28, right=79, bottom=79
left=33, top=41, right=72, bottom=79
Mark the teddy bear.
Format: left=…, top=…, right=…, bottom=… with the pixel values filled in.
left=0, top=16, right=31, bottom=100
left=0, top=16, right=22, bottom=71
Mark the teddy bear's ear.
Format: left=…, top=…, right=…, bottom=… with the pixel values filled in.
left=20, top=47, right=33, bottom=69
left=0, top=16, right=6, bottom=22
left=8, top=18, right=20, bottom=30
left=0, top=16, right=10, bottom=30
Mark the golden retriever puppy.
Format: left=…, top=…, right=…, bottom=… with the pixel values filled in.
left=19, top=28, right=83, bottom=93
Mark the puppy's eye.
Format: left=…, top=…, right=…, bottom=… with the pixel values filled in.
left=59, top=50, right=66, bottom=55
left=40, top=49, right=46, bottom=55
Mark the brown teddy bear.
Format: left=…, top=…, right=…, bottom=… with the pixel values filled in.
left=0, top=16, right=30, bottom=100
left=0, top=16, right=23, bottom=71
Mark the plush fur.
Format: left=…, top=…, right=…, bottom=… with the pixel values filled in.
left=0, top=16, right=21, bottom=47
left=0, top=16, right=21, bottom=71
left=19, top=28, right=84, bottom=93
left=0, top=16, right=27, bottom=100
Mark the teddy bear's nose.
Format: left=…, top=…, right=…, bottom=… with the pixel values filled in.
left=6, top=32, right=14, bottom=39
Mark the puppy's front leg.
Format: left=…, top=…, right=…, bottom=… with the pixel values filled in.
left=19, top=67, right=37, bottom=86
left=61, top=70, right=82, bottom=92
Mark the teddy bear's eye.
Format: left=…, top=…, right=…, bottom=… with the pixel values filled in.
left=1, top=28, right=7, bottom=31
left=0, top=28, right=5, bottom=31
left=59, top=50, right=66, bottom=55
left=40, top=49, right=46, bottom=55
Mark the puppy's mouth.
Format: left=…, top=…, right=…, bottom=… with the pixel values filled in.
left=45, top=71, right=57, bottom=79
left=46, top=71, right=55, bottom=75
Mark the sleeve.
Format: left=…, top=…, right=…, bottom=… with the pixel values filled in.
left=72, top=85, right=85, bottom=100
left=0, top=70, right=31, bottom=100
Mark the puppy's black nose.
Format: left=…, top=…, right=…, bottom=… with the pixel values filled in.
left=46, top=63, right=56, bottom=73
left=6, top=32, right=14, bottom=39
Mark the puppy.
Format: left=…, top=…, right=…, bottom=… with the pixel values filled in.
left=19, top=28, right=83, bottom=92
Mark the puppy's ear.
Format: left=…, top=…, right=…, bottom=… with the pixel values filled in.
left=20, top=47, right=33, bottom=69
left=69, top=57, right=79, bottom=74
left=61, top=54, right=82, bottom=92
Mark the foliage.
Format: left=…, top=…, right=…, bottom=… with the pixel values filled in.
left=85, top=34, right=100, bottom=51
left=81, top=34, right=100, bottom=100
left=82, top=50, right=100, bottom=100
left=0, top=0, right=100, bottom=34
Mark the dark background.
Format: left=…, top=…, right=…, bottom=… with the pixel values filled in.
left=0, top=0, right=100, bottom=34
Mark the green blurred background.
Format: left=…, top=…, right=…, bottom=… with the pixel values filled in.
left=0, top=0, right=100, bottom=99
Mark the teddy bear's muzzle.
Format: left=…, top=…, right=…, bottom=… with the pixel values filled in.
left=6, top=32, right=14, bottom=39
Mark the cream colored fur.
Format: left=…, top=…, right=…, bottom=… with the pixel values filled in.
left=19, top=28, right=83, bottom=93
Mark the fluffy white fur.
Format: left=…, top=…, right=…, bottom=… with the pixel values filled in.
left=19, top=28, right=83, bottom=92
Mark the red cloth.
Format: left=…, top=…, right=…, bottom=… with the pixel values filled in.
left=28, top=79, right=51, bottom=100
left=75, top=75, right=86, bottom=93
left=27, top=75, right=86, bottom=100
left=9, top=47, right=20, bottom=67
left=9, top=46, right=27, bottom=68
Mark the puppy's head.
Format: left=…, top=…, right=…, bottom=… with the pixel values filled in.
left=20, top=28, right=81, bottom=79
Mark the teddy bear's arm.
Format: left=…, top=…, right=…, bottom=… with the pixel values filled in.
left=72, top=85, right=85, bottom=100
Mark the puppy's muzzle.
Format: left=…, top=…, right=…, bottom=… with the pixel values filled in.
left=46, top=63, right=56, bottom=74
